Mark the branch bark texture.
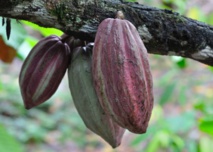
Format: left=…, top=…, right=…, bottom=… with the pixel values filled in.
left=0, top=0, right=213, bottom=66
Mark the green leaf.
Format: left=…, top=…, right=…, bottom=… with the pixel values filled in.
left=0, top=124, right=24, bottom=152
left=178, top=86, right=187, bottom=105
left=174, top=0, right=187, bottom=14
left=146, top=130, right=171, bottom=152
left=199, top=136, right=213, bottom=152
left=177, top=59, right=187, bottom=69
left=159, top=82, right=176, bottom=105
left=171, top=56, right=187, bottom=69
left=207, top=13, right=213, bottom=25
left=0, top=80, right=3, bottom=91
left=158, top=69, right=177, bottom=86
left=199, top=118, right=213, bottom=135
left=208, top=66, right=213, bottom=72
left=171, top=135, right=185, bottom=150
left=186, top=140, right=198, bottom=152
left=166, top=111, right=196, bottom=133
left=131, top=125, right=158, bottom=146
left=194, top=101, right=206, bottom=113
left=187, top=7, right=207, bottom=22
left=22, top=21, right=63, bottom=37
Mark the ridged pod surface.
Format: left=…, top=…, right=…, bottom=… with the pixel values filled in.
left=92, top=18, right=154, bottom=134
left=68, top=47, right=125, bottom=148
left=19, top=35, right=70, bottom=109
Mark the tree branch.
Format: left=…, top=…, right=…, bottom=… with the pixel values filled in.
left=0, top=0, right=213, bottom=66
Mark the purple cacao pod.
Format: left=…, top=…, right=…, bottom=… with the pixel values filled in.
left=19, top=35, right=70, bottom=109
left=92, top=18, right=154, bottom=134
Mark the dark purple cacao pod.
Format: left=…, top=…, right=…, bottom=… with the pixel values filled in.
left=19, top=35, right=70, bottom=109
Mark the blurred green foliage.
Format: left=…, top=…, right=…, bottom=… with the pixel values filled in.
left=0, top=125, right=24, bottom=152
left=0, top=0, right=213, bottom=152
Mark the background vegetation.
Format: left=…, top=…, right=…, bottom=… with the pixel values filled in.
left=0, top=0, right=213, bottom=151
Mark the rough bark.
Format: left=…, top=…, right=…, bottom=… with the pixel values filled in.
left=0, top=0, right=213, bottom=66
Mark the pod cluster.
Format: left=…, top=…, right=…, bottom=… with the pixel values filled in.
left=19, top=16, right=154, bottom=148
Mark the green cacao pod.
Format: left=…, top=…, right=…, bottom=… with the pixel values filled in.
left=19, top=35, right=71, bottom=109
left=92, top=18, right=154, bottom=134
left=68, top=47, right=125, bottom=148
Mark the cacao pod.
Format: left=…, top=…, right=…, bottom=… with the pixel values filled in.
left=92, top=18, right=154, bottom=134
left=19, top=35, right=71, bottom=109
left=68, top=47, right=125, bottom=148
